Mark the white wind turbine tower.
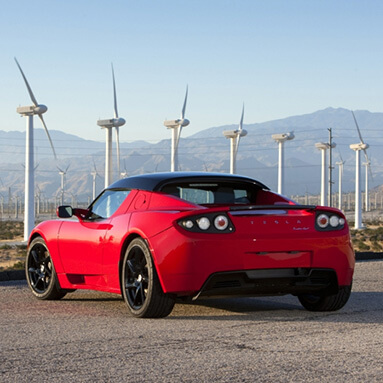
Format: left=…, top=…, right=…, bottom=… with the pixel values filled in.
left=15, top=58, right=57, bottom=241
left=336, top=153, right=345, bottom=210
left=315, top=141, right=336, bottom=206
left=120, top=159, right=128, bottom=179
left=90, top=160, right=100, bottom=200
left=164, top=86, right=189, bottom=172
left=271, top=132, right=295, bottom=195
left=223, top=104, right=247, bottom=174
left=350, top=111, right=370, bottom=228
left=97, top=64, right=126, bottom=188
left=57, top=165, right=69, bottom=206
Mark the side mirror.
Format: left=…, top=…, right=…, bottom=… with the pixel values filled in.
left=57, top=205, right=73, bottom=218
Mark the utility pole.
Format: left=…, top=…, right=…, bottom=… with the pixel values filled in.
left=328, top=128, right=334, bottom=207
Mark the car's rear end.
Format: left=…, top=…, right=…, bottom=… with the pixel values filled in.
left=149, top=205, right=353, bottom=312
left=146, top=174, right=354, bottom=312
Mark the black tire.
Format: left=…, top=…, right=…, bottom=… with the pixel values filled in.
left=26, top=237, right=67, bottom=300
left=121, top=238, right=175, bottom=318
left=298, top=284, right=352, bottom=312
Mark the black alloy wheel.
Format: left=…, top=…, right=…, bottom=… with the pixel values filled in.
left=125, top=244, right=149, bottom=310
left=122, top=238, right=175, bottom=318
left=26, top=237, right=67, bottom=300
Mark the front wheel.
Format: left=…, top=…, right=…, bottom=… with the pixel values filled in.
left=121, top=238, right=175, bottom=318
left=26, top=237, right=67, bottom=300
left=298, top=284, right=352, bottom=311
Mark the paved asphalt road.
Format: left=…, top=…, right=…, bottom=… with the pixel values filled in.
left=1, top=261, right=382, bottom=383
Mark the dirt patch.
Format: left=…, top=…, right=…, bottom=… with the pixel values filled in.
left=0, top=238, right=27, bottom=271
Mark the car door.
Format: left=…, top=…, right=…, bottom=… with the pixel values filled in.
left=58, top=189, right=131, bottom=276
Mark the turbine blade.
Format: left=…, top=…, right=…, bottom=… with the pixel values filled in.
left=235, top=104, right=244, bottom=154
left=112, top=63, right=118, bottom=118
left=14, top=58, right=39, bottom=107
left=239, top=103, right=244, bottom=131
left=175, top=126, right=182, bottom=150
left=369, top=164, right=373, bottom=181
left=115, top=127, right=120, bottom=176
left=38, top=115, right=57, bottom=160
left=181, top=85, right=188, bottom=119
left=351, top=111, right=365, bottom=144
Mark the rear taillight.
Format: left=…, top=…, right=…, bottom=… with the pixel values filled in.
left=178, top=213, right=234, bottom=233
left=214, top=215, right=229, bottom=231
left=316, top=212, right=345, bottom=231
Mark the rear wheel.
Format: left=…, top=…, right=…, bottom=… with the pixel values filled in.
left=26, top=237, right=67, bottom=300
left=121, top=238, right=175, bottom=318
left=298, top=284, right=352, bottom=311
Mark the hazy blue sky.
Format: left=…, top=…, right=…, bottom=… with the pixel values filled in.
left=1, top=0, right=382, bottom=142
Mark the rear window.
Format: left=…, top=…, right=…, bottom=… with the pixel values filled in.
left=160, top=182, right=258, bottom=205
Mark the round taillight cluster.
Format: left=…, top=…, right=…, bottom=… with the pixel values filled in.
left=214, top=215, right=229, bottom=230
left=178, top=214, right=233, bottom=233
left=316, top=213, right=345, bottom=230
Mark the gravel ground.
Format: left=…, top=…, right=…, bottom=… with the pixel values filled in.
left=0, top=260, right=382, bottom=382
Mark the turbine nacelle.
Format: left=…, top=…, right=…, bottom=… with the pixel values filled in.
left=97, top=117, right=126, bottom=128
left=164, top=118, right=190, bottom=129
left=16, top=104, right=48, bottom=116
left=315, top=142, right=336, bottom=150
left=223, top=129, right=248, bottom=139
left=272, top=132, right=294, bottom=142
left=350, top=143, right=369, bottom=151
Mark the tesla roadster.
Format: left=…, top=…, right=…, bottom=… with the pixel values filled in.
left=26, top=172, right=354, bottom=318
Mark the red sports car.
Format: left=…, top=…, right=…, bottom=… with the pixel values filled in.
left=26, top=172, right=354, bottom=318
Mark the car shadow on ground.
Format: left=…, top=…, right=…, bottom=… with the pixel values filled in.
left=169, top=292, right=383, bottom=324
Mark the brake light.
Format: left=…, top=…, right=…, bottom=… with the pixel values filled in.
left=214, top=215, right=229, bottom=230
left=178, top=213, right=234, bottom=233
left=316, top=212, right=345, bottom=231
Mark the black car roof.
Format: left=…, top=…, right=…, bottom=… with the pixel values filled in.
left=108, top=172, right=269, bottom=191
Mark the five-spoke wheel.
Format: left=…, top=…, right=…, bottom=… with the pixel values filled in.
left=121, top=238, right=175, bottom=318
left=26, top=237, right=67, bottom=300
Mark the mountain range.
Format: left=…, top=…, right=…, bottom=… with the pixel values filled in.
left=1, top=107, right=383, bottom=204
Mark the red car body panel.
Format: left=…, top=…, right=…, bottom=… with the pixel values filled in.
left=28, top=173, right=355, bottom=299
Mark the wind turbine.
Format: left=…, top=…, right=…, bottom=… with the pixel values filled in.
left=271, top=131, right=295, bottom=195
left=90, top=159, right=100, bottom=200
left=57, top=165, right=69, bottom=206
left=336, top=153, right=346, bottom=210
left=164, top=86, right=190, bottom=172
left=97, top=64, right=126, bottom=188
left=315, top=141, right=336, bottom=206
left=350, top=111, right=370, bottom=229
left=15, top=58, right=57, bottom=241
left=223, top=104, right=247, bottom=174
left=120, top=159, right=128, bottom=179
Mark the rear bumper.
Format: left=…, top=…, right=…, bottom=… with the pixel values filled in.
left=149, top=227, right=355, bottom=296
left=194, top=268, right=339, bottom=299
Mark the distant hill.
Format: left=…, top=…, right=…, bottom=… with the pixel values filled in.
left=1, top=107, right=382, bottom=203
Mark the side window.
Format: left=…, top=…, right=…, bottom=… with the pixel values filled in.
left=89, top=189, right=130, bottom=219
